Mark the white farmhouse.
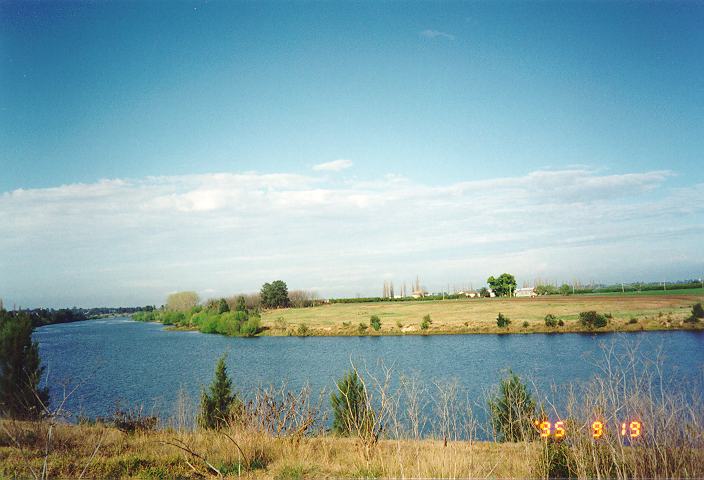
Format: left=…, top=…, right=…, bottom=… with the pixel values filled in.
left=515, top=287, right=537, bottom=298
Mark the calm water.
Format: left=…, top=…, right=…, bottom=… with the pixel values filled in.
left=34, top=318, right=704, bottom=422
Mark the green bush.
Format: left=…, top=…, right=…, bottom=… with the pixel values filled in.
left=240, top=316, right=260, bottom=337
left=297, top=323, right=310, bottom=336
left=198, top=354, right=241, bottom=430
left=357, top=323, right=368, bottom=334
left=420, top=314, right=432, bottom=330
left=535, top=440, right=574, bottom=479
left=330, top=370, right=368, bottom=435
left=544, top=314, right=558, bottom=328
left=579, top=311, right=608, bottom=329
left=369, top=315, right=381, bottom=331
left=691, top=302, right=704, bottom=320
left=488, top=371, right=536, bottom=442
left=558, top=319, right=565, bottom=327
left=522, top=321, right=530, bottom=328
left=161, top=310, right=186, bottom=326
left=496, top=313, right=511, bottom=328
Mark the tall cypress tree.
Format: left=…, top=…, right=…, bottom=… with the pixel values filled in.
left=0, top=311, right=49, bottom=419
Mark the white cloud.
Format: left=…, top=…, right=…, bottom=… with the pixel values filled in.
left=419, top=29, right=455, bottom=40
left=0, top=168, right=700, bottom=307
left=312, top=159, right=354, bottom=172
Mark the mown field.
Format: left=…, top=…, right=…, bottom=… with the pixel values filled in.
left=260, top=291, right=704, bottom=336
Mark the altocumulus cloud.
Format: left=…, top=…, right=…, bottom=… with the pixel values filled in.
left=1, top=169, right=702, bottom=307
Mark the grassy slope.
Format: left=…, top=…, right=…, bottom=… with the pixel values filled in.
left=0, top=421, right=536, bottom=479
left=260, top=291, right=704, bottom=336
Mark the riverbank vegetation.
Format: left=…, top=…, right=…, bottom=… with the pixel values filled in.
left=1, top=340, right=702, bottom=479
left=133, top=288, right=704, bottom=337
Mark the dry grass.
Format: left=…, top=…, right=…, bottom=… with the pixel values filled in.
left=261, top=293, right=704, bottom=336
left=0, top=421, right=537, bottom=479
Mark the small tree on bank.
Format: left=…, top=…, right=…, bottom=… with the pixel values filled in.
left=0, top=312, right=49, bottom=419
left=496, top=313, right=511, bottom=328
left=686, top=303, right=704, bottom=323
left=369, top=315, right=381, bottom=331
left=198, top=354, right=239, bottom=430
left=330, top=369, right=368, bottom=435
left=488, top=370, right=537, bottom=442
left=579, top=311, right=607, bottom=329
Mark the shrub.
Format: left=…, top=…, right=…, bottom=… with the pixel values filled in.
left=536, top=440, right=573, bottom=479
left=240, top=316, right=260, bottom=337
left=544, top=314, right=558, bottom=328
left=558, top=319, right=565, bottom=327
left=274, top=316, right=288, bottom=331
left=110, top=405, right=158, bottom=434
left=217, top=298, right=230, bottom=314
left=488, top=370, right=536, bottom=442
left=396, top=320, right=403, bottom=328
left=0, top=312, right=48, bottom=419
left=579, top=311, right=608, bottom=329
left=522, top=321, right=530, bottom=328
left=198, top=354, right=240, bottom=430
left=357, top=323, right=368, bottom=334
left=330, top=370, right=368, bottom=435
left=369, top=315, right=381, bottom=331
left=420, top=314, right=432, bottom=330
left=628, top=317, right=638, bottom=324
left=690, top=302, right=704, bottom=320
left=496, top=313, right=511, bottom=328
left=297, top=323, right=310, bottom=336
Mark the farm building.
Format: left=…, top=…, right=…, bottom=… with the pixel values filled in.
left=515, top=287, right=537, bottom=298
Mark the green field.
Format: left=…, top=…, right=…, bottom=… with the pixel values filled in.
left=261, top=291, right=704, bottom=336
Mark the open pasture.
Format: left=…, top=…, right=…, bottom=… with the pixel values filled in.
left=261, top=292, right=704, bottom=336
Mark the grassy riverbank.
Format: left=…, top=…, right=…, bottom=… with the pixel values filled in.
left=0, top=421, right=537, bottom=479
left=259, top=292, right=704, bottom=336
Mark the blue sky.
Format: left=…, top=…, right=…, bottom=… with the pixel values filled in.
left=1, top=1, right=703, bottom=307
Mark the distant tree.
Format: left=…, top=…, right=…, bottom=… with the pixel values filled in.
left=420, top=314, right=432, bottom=330
left=496, top=313, right=511, bottom=328
left=488, top=371, right=537, bottom=442
left=235, top=295, right=247, bottom=312
left=166, top=291, right=200, bottom=312
left=0, top=298, right=3, bottom=311
left=479, top=287, right=489, bottom=298
left=198, top=354, right=240, bottom=430
left=535, top=285, right=558, bottom=296
left=487, top=274, right=517, bottom=297
left=559, top=284, right=572, bottom=296
left=369, top=315, right=382, bottom=331
left=579, top=311, right=607, bottom=329
left=685, top=303, right=703, bottom=324
left=217, top=298, right=230, bottom=314
left=260, top=280, right=290, bottom=308
left=544, top=314, right=558, bottom=328
left=0, top=312, right=49, bottom=419
left=330, top=370, right=368, bottom=435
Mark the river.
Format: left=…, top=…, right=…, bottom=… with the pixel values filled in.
left=34, top=317, right=704, bottom=425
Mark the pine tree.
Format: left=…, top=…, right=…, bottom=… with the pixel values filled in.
left=198, top=354, right=239, bottom=429
left=0, top=312, right=49, bottom=419
left=331, top=370, right=368, bottom=435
